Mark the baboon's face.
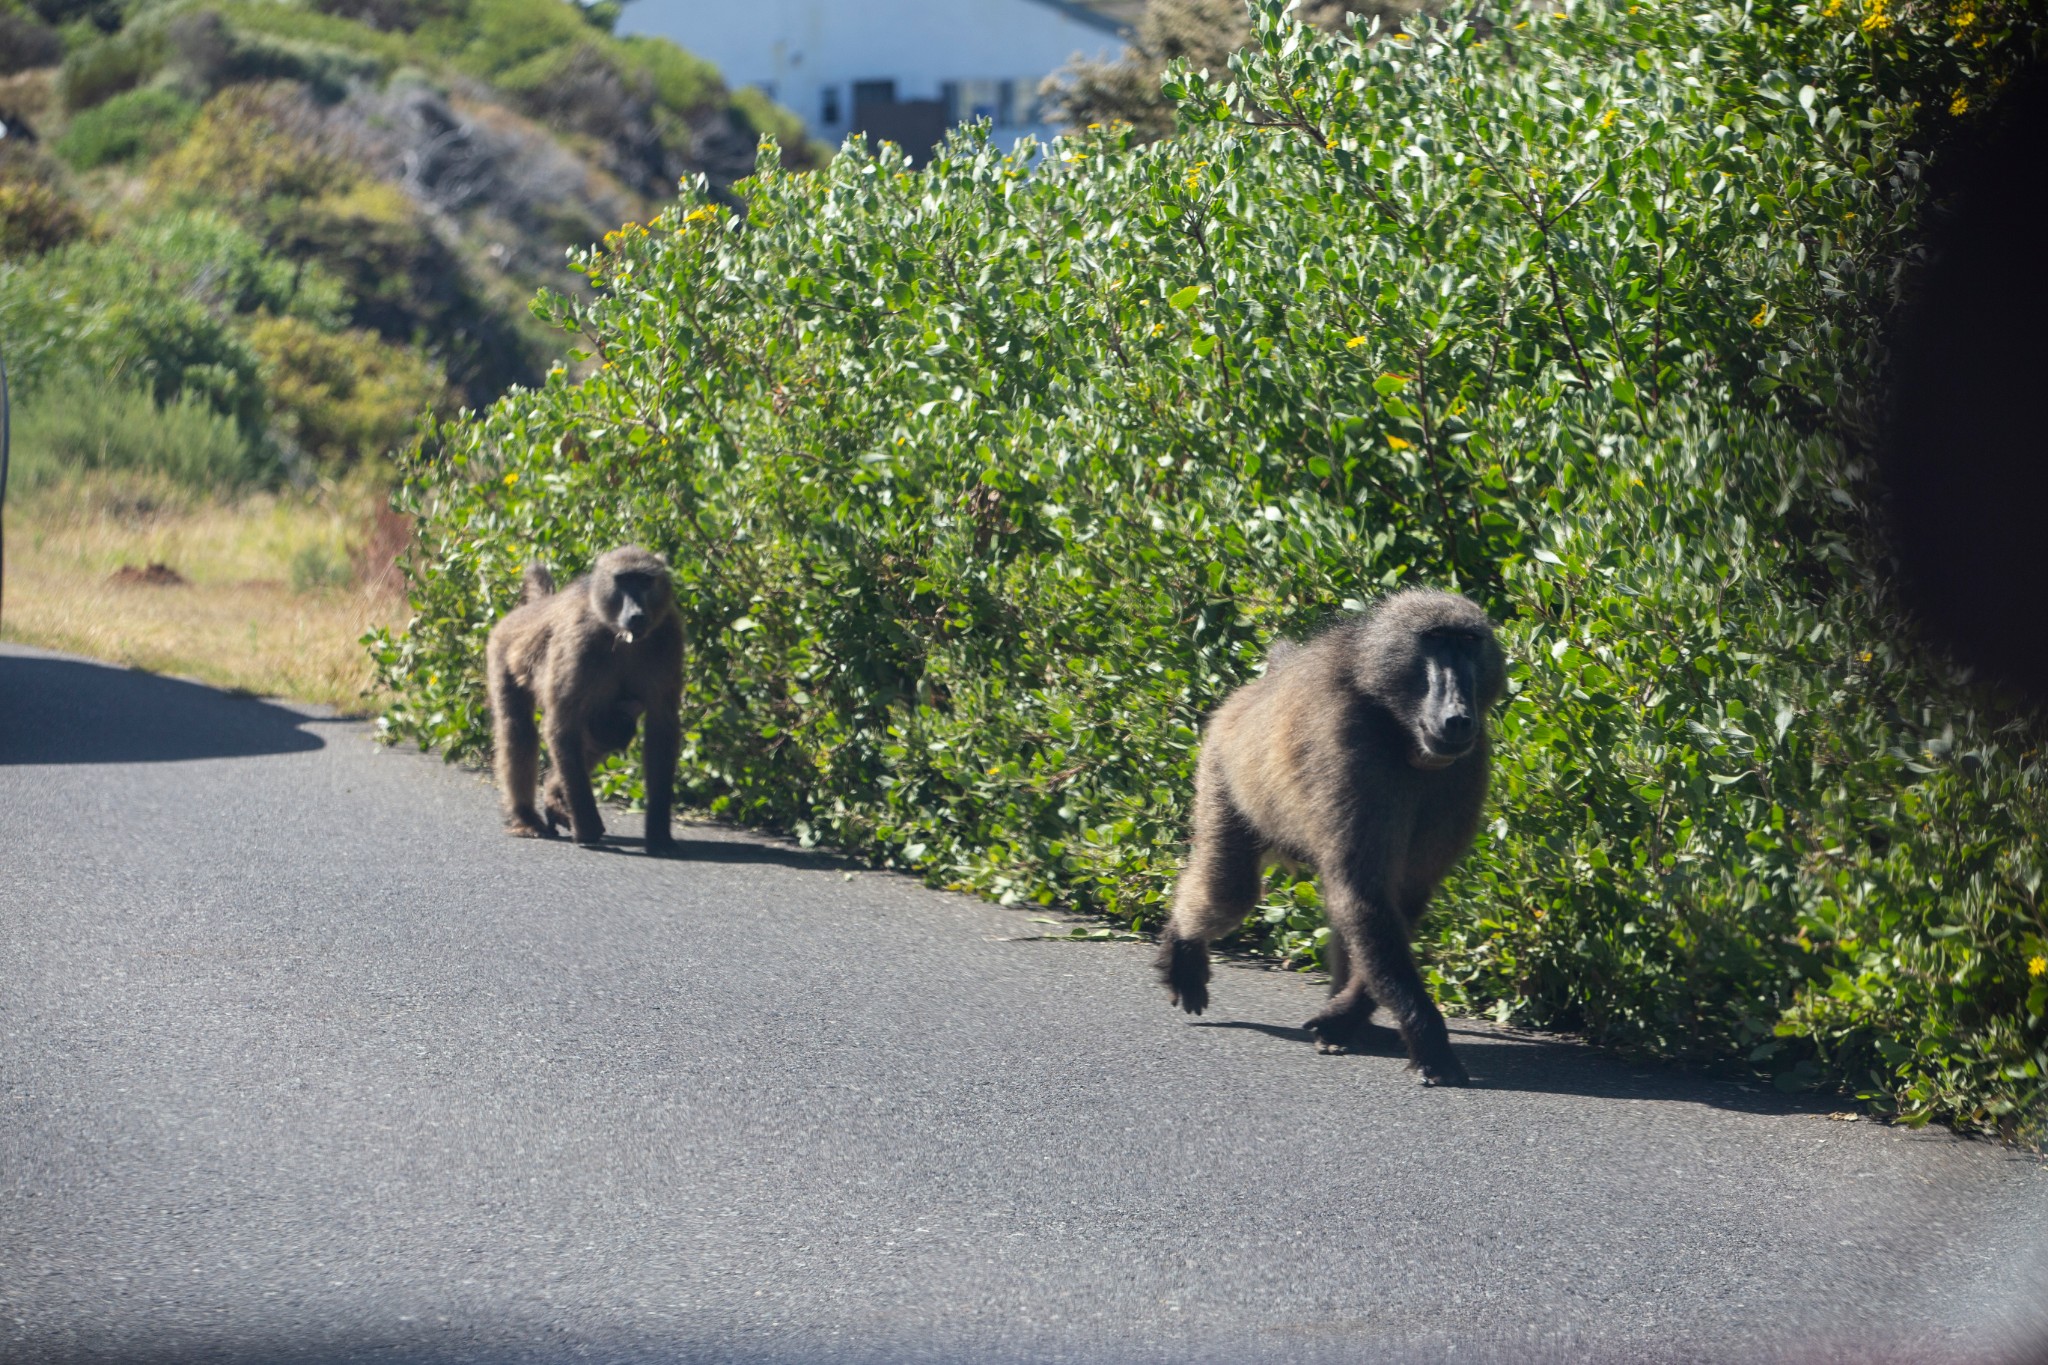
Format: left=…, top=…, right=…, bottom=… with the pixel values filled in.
left=1397, top=626, right=1502, bottom=771
left=589, top=550, right=673, bottom=645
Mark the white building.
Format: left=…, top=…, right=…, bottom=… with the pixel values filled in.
left=618, top=0, right=1129, bottom=159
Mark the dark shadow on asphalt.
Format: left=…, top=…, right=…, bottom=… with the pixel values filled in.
left=1194, top=1016, right=1838, bottom=1117
left=0, top=655, right=326, bottom=765
left=586, top=832, right=863, bottom=871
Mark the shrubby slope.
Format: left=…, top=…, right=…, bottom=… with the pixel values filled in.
left=0, top=0, right=813, bottom=485
left=376, top=0, right=2047, bottom=1139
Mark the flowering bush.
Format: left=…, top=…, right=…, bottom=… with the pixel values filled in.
left=373, top=0, right=2047, bottom=1139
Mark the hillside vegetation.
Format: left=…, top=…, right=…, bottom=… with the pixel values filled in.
left=0, top=0, right=813, bottom=487
left=383, top=0, right=2046, bottom=1138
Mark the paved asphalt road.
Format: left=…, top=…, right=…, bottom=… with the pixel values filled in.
left=3, top=642, right=2045, bottom=1365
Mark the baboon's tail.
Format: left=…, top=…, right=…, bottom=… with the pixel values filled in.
left=521, top=562, right=554, bottom=603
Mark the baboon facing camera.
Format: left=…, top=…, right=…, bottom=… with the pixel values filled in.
left=1157, top=589, right=1507, bottom=1086
left=486, top=546, right=683, bottom=851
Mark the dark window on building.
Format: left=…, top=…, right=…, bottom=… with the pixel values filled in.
left=821, top=84, right=841, bottom=124
left=997, top=78, right=1016, bottom=126
left=851, top=79, right=897, bottom=119
left=939, top=80, right=960, bottom=121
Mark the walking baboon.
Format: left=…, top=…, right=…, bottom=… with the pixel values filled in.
left=485, top=546, right=683, bottom=851
left=1157, top=589, right=1506, bottom=1086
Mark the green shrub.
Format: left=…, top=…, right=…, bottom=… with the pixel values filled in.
left=611, top=32, right=718, bottom=113
left=9, top=370, right=266, bottom=489
left=0, top=176, right=90, bottom=255
left=416, top=0, right=594, bottom=84
left=52, top=84, right=198, bottom=167
left=372, top=0, right=2047, bottom=1140
left=245, top=313, right=451, bottom=470
left=290, top=541, right=355, bottom=591
left=57, top=25, right=160, bottom=109
left=0, top=6, right=63, bottom=73
left=150, top=83, right=361, bottom=231
left=158, top=8, right=389, bottom=101
left=0, top=209, right=316, bottom=432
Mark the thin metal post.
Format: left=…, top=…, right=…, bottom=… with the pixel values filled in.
left=1, top=350, right=10, bottom=637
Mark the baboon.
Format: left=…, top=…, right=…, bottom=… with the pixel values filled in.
left=485, top=546, right=683, bottom=851
left=1156, top=589, right=1507, bottom=1086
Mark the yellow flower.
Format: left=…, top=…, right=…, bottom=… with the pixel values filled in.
left=1822, top=0, right=1843, bottom=15
left=1387, top=436, right=1412, bottom=450
left=2030, top=954, right=2047, bottom=977
left=1859, top=0, right=1890, bottom=33
left=1151, top=322, right=1166, bottom=336
left=1750, top=303, right=1770, bottom=327
left=1600, top=108, right=1618, bottom=130
left=1292, top=86, right=1308, bottom=98
left=1950, top=88, right=1970, bottom=115
left=1087, top=122, right=1103, bottom=130
left=503, top=472, right=519, bottom=487
left=1949, top=2, right=1975, bottom=29
left=1345, top=336, right=1369, bottom=348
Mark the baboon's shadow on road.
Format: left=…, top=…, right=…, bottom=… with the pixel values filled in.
left=0, top=650, right=328, bottom=765
left=1191, top=1016, right=1840, bottom=1116
left=584, top=831, right=863, bottom=872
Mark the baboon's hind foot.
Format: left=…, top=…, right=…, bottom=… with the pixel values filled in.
left=1407, top=1038, right=1472, bottom=1088
left=506, top=809, right=554, bottom=839
left=541, top=787, right=604, bottom=842
left=1304, top=1007, right=1401, bottom=1055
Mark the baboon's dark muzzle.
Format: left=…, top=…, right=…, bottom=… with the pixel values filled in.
left=1431, top=713, right=1476, bottom=753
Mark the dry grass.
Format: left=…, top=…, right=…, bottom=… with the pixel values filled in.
left=0, top=473, right=406, bottom=711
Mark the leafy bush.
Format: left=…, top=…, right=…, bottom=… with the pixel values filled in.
left=56, top=23, right=160, bottom=109
left=244, top=313, right=451, bottom=470
left=151, top=83, right=360, bottom=234
left=0, top=209, right=340, bottom=432
left=0, top=6, right=63, bottom=74
left=53, top=84, right=198, bottom=167
left=374, top=0, right=2046, bottom=1138
left=9, top=370, right=266, bottom=489
left=290, top=541, right=355, bottom=591
left=0, top=176, right=90, bottom=255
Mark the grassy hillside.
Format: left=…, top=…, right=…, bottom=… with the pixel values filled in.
left=0, top=0, right=815, bottom=482
left=375, top=0, right=2045, bottom=1140
left=0, top=0, right=814, bottom=698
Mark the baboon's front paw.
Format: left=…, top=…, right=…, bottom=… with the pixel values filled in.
left=645, top=832, right=677, bottom=855
left=1157, top=937, right=1211, bottom=1015
left=1409, top=1051, right=1472, bottom=1087
left=506, top=813, right=553, bottom=839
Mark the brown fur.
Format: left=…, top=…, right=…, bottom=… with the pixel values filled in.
left=1156, top=589, right=1507, bottom=1086
left=484, top=546, right=683, bottom=850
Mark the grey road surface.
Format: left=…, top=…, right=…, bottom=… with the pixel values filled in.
left=3, top=643, right=2044, bottom=1365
